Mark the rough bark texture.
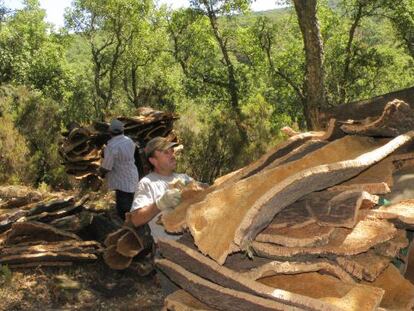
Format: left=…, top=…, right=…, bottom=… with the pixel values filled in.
left=156, top=259, right=305, bottom=311
left=162, top=131, right=325, bottom=234
left=293, top=0, right=327, bottom=129
left=369, top=200, right=414, bottom=229
left=362, top=264, right=414, bottom=311
left=255, top=222, right=335, bottom=247
left=240, top=259, right=354, bottom=284
left=258, top=272, right=384, bottom=311
left=236, top=133, right=414, bottom=252
left=157, top=238, right=339, bottom=310
left=340, top=100, right=414, bottom=137
left=304, top=190, right=378, bottom=228
left=319, top=86, right=414, bottom=126
left=163, top=290, right=214, bottom=311
left=186, top=133, right=414, bottom=264
left=253, top=218, right=397, bottom=259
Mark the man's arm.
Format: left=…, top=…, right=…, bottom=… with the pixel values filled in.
left=129, top=203, right=160, bottom=227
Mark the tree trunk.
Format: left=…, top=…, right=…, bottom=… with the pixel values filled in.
left=293, top=0, right=327, bottom=130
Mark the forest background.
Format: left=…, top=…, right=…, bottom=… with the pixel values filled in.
left=0, top=0, right=413, bottom=189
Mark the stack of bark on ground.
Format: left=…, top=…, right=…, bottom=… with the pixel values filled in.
left=0, top=190, right=115, bottom=268
left=59, top=107, right=178, bottom=186
left=158, top=99, right=414, bottom=311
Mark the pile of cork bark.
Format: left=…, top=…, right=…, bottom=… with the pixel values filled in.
left=59, top=107, right=178, bottom=187
left=158, top=98, right=414, bottom=311
left=0, top=186, right=153, bottom=274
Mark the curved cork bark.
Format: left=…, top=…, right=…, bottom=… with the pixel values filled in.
left=187, top=133, right=414, bottom=264
left=252, top=218, right=397, bottom=259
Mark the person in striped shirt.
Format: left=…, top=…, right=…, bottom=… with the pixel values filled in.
left=99, top=119, right=139, bottom=219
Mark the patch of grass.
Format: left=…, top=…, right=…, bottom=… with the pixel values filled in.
left=0, top=264, right=12, bottom=284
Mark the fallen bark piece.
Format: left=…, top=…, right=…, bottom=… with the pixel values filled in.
left=335, top=229, right=408, bottom=281
left=156, top=259, right=318, bottom=311
left=336, top=253, right=391, bottom=282
left=158, top=238, right=343, bottom=311
left=26, top=196, right=75, bottom=217
left=5, top=221, right=81, bottom=245
left=116, top=230, right=143, bottom=258
left=369, top=200, right=414, bottom=229
left=331, top=152, right=414, bottom=194
left=305, top=190, right=378, bottom=228
left=258, top=200, right=315, bottom=230
left=372, top=229, right=408, bottom=258
left=164, top=290, right=215, bottom=311
left=104, top=228, right=127, bottom=247
left=362, top=264, right=414, bottom=311
left=103, top=245, right=133, bottom=270
left=255, top=222, right=335, bottom=247
left=340, top=100, right=414, bottom=137
left=241, top=259, right=354, bottom=284
left=49, top=211, right=94, bottom=232
left=187, top=135, right=394, bottom=264
left=328, top=182, right=391, bottom=195
left=0, top=240, right=101, bottom=265
left=252, top=218, right=397, bottom=259
left=258, top=272, right=384, bottom=311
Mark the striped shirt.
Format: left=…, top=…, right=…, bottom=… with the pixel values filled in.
left=101, top=134, right=139, bottom=193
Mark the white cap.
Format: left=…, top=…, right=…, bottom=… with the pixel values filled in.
left=109, top=119, right=124, bottom=133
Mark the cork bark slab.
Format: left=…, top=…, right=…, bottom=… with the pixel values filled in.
left=0, top=240, right=100, bottom=265
left=255, top=222, right=335, bottom=247
left=259, top=200, right=315, bottom=230
left=370, top=229, right=409, bottom=258
left=217, top=131, right=325, bottom=185
left=304, top=190, right=378, bottom=228
left=156, top=259, right=306, bottom=311
left=186, top=135, right=394, bottom=264
left=241, top=259, right=354, bottom=284
left=116, top=230, right=143, bottom=258
left=164, top=290, right=215, bottom=311
left=328, top=182, right=391, bottom=195
left=337, top=253, right=390, bottom=282
left=162, top=132, right=325, bottom=234
left=362, top=264, right=414, bottom=311
left=235, top=133, right=414, bottom=253
left=258, top=272, right=384, bottom=311
left=252, top=218, right=397, bottom=259
left=319, top=86, right=414, bottom=125
left=102, top=245, right=132, bottom=270
left=331, top=152, right=414, bottom=194
left=5, top=221, right=80, bottom=245
left=319, top=119, right=346, bottom=141
left=340, top=100, right=414, bottom=137
left=261, top=139, right=328, bottom=173
left=335, top=228, right=409, bottom=281
left=157, top=238, right=341, bottom=310
left=369, top=200, right=414, bottom=229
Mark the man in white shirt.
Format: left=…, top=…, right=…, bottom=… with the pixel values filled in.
left=129, top=136, right=192, bottom=240
left=100, top=119, right=139, bottom=219
left=128, top=136, right=195, bottom=295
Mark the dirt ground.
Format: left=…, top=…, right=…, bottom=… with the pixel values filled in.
left=0, top=259, right=164, bottom=311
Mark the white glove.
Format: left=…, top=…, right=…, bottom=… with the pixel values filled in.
left=156, top=189, right=182, bottom=211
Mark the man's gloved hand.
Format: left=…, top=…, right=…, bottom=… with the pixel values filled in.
left=156, top=189, right=182, bottom=211
left=169, top=177, right=190, bottom=191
